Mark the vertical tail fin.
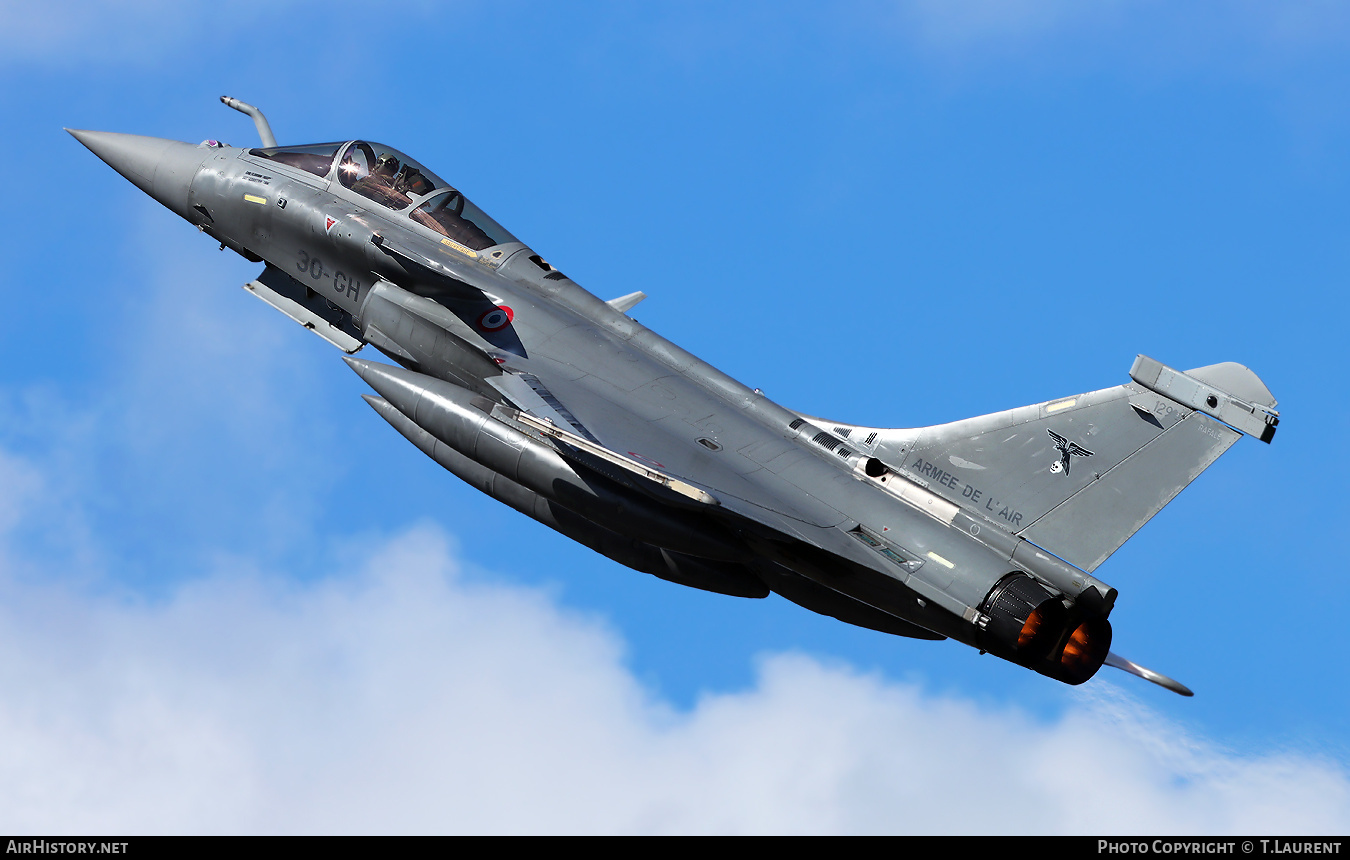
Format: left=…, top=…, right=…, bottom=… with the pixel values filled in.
left=856, top=357, right=1277, bottom=572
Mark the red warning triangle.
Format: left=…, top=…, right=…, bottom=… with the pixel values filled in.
left=325, top=216, right=337, bottom=234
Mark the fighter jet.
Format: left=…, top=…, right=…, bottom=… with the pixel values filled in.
left=68, top=97, right=1282, bottom=696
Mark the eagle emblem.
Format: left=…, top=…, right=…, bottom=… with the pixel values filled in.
left=1047, top=429, right=1094, bottom=476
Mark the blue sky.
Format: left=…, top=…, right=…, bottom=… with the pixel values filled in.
left=1, top=0, right=1347, bottom=833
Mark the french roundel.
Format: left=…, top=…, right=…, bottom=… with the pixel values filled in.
left=477, top=305, right=514, bottom=332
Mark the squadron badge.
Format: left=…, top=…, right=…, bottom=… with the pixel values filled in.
left=1047, top=429, right=1094, bottom=475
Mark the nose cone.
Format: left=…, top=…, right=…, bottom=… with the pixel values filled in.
left=68, top=129, right=209, bottom=220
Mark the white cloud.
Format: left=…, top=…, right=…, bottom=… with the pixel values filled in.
left=0, top=0, right=444, bottom=67
left=0, top=523, right=1344, bottom=835
left=897, top=0, right=1117, bottom=51
left=13, top=1, right=1350, bottom=72
left=0, top=209, right=356, bottom=582
left=895, top=0, right=1350, bottom=53
left=0, top=0, right=201, bottom=65
left=0, top=0, right=338, bottom=67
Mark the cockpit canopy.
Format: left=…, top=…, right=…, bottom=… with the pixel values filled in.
left=248, top=140, right=518, bottom=251
left=249, top=141, right=345, bottom=178
left=336, top=141, right=444, bottom=210
left=410, top=190, right=517, bottom=251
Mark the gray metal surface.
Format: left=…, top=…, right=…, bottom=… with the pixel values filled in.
left=1131, top=355, right=1279, bottom=442
left=66, top=97, right=1284, bottom=695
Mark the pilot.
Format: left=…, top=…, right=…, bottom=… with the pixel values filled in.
left=373, top=153, right=400, bottom=182
left=353, top=152, right=413, bottom=209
